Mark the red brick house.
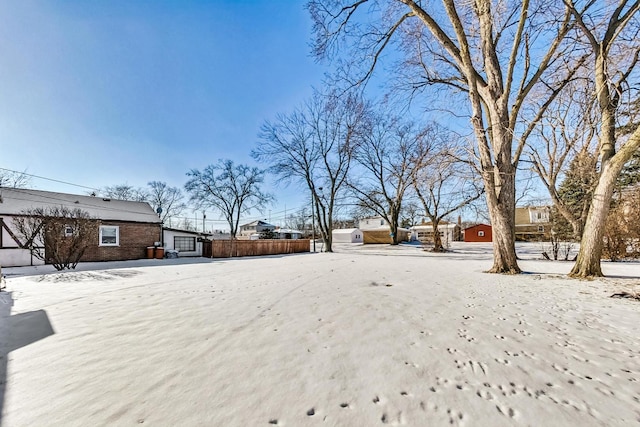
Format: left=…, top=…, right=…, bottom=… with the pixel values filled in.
left=0, top=187, right=162, bottom=267
left=464, top=224, right=492, bottom=242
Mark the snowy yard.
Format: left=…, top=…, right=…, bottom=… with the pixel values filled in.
left=1, top=243, right=639, bottom=426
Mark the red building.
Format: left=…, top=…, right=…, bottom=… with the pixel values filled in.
left=464, top=224, right=492, bottom=242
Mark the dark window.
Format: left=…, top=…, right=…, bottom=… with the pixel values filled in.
left=174, top=236, right=196, bottom=252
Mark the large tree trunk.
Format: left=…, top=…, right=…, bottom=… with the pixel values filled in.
left=485, top=163, right=521, bottom=274
left=431, top=219, right=445, bottom=252
left=570, top=128, right=640, bottom=277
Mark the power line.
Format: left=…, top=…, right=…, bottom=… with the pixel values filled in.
left=0, top=167, right=102, bottom=192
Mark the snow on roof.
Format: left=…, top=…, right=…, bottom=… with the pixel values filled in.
left=275, top=228, right=303, bottom=234
left=163, top=227, right=212, bottom=236
left=0, top=187, right=162, bottom=224
left=332, top=228, right=361, bottom=234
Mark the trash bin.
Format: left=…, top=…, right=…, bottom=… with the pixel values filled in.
left=155, top=247, right=165, bottom=259
left=146, top=247, right=155, bottom=259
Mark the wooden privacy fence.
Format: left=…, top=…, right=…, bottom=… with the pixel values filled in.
left=210, top=239, right=310, bottom=258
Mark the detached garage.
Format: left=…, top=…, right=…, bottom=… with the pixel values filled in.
left=464, top=224, right=492, bottom=242
left=332, top=228, right=363, bottom=243
left=163, top=228, right=212, bottom=257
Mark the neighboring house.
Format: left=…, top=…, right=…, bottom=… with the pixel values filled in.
left=358, top=216, right=389, bottom=230
left=332, top=228, right=363, bottom=243
left=238, top=220, right=276, bottom=237
left=0, top=187, right=162, bottom=267
left=162, top=227, right=212, bottom=257
left=274, top=228, right=303, bottom=239
left=515, top=205, right=551, bottom=241
left=357, top=216, right=410, bottom=243
left=464, top=224, right=493, bottom=242
left=411, top=222, right=461, bottom=244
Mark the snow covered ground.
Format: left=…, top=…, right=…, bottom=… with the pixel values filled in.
left=1, top=243, right=639, bottom=426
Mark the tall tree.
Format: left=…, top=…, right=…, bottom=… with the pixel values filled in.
left=529, top=83, right=599, bottom=240
left=349, top=114, right=433, bottom=245
left=566, top=0, right=640, bottom=277
left=254, top=90, right=367, bottom=252
left=309, top=0, right=581, bottom=273
left=146, top=181, right=187, bottom=225
left=101, top=182, right=186, bottom=225
left=412, top=141, right=484, bottom=252
left=184, top=160, right=273, bottom=238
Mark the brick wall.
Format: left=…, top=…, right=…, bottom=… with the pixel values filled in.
left=81, top=221, right=161, bottom=262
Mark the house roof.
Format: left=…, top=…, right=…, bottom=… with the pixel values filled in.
left=332, top=228, right=361, bottom=234
left=412, top=223, right=459, bottom=230
left=163, top=227, right=212, bottom=236
left=275, top=228, right=303, bottom=234
left=0, top=187, right=162, bottom=224
left=240, top=220, right=275, bottom=227
left=464, top=223, right=491, bottom=230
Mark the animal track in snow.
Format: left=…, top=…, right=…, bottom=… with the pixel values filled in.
left=455, top=359, right=488, bottom=375
left=496, top=404, right=516, bottom=418
left=457, top=329, right=476, bottom=343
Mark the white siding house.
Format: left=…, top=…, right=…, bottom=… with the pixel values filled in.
left=411, top=223, right=460, bottom=244
left=358, top=216, right=389, bottom=230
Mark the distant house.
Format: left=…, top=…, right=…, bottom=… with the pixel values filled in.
left=464, top=224, right=492, bottom=242
left=358, top=216, right=389, bottom=230
left=238, top=220, right=276, bottom=238
left=357, top=216, right=409, bottom=243
left=0, top=187, right=162, bottom=267
left=515, top=205, right=551, bottom=241
left=274, top=228, right=303, bottom=239
left=162, top=227, right=212, bottom=257
left=332, top=228, right=363, bottom=243
left=411, top=222, right=461, bottom=244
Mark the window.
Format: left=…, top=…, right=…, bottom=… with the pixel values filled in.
left=174, top=236, right=196, bottom=252
left=380, top=220, right=384, bottom=225
left=64, top=225, right=74, bottom=237
left=478, top=231, right=485, bottom=237
left=99, top=226, right=119, bottom=246
left=538, top=225, right=544, bottom=232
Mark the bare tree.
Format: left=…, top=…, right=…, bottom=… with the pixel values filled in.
left=185, top=160, right=273, bottom=238
left=412, top=140, right=484, bottom=252
left=349, top=114, right=433, bottom=245
left=254, top=89, right=368, bottom=252
left=310, top=0, right=585, bottom=273
left=283, top=207, right=311, bottom=233
left=146, top=181, right=186, bottom=225
left=102, top=184, right=149, bottom=202
left=563, top=0, right=640, bottom=277
left=13, top=207, right=98, bottom=270
left=0, top=168, right=30, bottom=188
left=528, top=82, right=599, bottom=240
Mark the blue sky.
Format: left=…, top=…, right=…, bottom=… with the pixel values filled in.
left=0, top=1, right=325, bottom=227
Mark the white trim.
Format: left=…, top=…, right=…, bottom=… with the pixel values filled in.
left=99, top=225, right=120, bottom=246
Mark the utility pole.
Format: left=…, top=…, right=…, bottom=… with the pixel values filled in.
left=312, top=194, right=316, bottom=252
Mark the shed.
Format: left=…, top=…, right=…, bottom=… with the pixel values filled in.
left=464, top=224, right=493, bottom=242
left=332, top=228, right=363, bottom=243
